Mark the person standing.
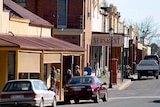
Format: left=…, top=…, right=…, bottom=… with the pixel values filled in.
left=56, top=69, right=60, bottom=95
left=84, top=62, right=92, bottom=75
left=64, top=69, right=73, bottom=85
left=74, top=65, right=80, bottom=76
left=50, top=66, right=57, bottom=92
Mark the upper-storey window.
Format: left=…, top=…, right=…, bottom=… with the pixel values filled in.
left=13, top=0, right=26, bottom=8
left=57, top=0, right=67, bottom=28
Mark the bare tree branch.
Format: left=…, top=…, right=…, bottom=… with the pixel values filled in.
left=128, top=16, right=159, bottom=45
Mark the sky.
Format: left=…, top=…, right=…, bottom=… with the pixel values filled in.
left=107, top=0, right=160, bottom=25
left=107, top=0, right=160, bottom=44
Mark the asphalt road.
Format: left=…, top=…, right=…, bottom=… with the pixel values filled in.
left=57, top=76, right=160, bottom=107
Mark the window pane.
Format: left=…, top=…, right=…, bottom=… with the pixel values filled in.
left=19, top=73, right=28, bottom=79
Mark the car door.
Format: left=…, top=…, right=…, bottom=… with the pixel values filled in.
left=94, top=77, right=106, bottom=98
left=39, top=81, right=52, bottom=105
left=33, top=80, right=49, bottom=105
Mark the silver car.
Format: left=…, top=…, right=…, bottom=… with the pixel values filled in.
left=0, top=79, right=56, bottom=107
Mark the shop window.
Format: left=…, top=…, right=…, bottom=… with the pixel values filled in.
left=19, top=73, right=28, bottom=79
left=30, top=73, right=39, bottom=79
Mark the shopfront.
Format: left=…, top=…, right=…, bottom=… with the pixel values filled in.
left=0, top=34, right=85, bottom=101
left=91, top=32, right=124, bottom=76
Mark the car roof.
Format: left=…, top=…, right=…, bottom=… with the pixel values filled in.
left=7, top=79, right=42, bottom=83
left=72, top=76, right=95, bottom=78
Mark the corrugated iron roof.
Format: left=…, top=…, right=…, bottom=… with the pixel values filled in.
left=0, top=34, right=85, bottom=52
left=4, top=0, right=54, bottom=28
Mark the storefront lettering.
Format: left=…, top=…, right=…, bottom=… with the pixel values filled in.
left=91, top=36, right=123, bottom=46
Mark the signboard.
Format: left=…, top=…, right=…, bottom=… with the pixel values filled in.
left=91, top=33, right=124, bottom=47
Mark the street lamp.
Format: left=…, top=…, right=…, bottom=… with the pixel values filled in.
left=109, top=27, right=113, bottom=88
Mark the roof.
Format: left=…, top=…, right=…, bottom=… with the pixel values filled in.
left=0, top=34, right=85, bottom=52
left=3, top=0, right=53, bottom=28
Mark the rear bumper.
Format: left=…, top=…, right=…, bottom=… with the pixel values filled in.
left=137, top=70, right=158, bottom=76
left=64, top=91, right=96, bottom=100
left=0, top=99, right=40, bottom=107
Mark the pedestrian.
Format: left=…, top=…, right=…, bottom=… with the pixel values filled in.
left=74, top=65, right=80, bottom=76
left=56, top=69, right=60, bottom=95
left=84, top=62, right=92, bottom=75
left=50, top=66, right=57, bottom=92
left=64, top=69, right=73, bottom=85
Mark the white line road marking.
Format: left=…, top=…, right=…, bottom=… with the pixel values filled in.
left=109, top=96, right=160, bottom=100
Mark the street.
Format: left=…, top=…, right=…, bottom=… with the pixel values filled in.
left=57, top=76, right=160, bottom=107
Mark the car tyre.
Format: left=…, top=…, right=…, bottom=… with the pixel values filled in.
left=64, top=97, right=71, bottom=104
left=138, top=73, right=141, bottom=80
left=156, top=75, right=159, bottom=79
left=94, top=91, right=100, bottom=103
left=27, top=104, right=32, bottom=107
left=74, top=99, right=80, bottom=104
left=52, top=96, right=57, bottom=107
left=102, top=91, right=108, bottom=102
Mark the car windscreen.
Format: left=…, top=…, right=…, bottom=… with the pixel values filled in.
left=2, top=81, right=32, bottom=92
left=69, top=77, right=92, bottom=84
left=144, top=56, right=159, bottom=63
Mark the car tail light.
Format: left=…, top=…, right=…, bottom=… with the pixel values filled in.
left=23, top=92, right=37, bottom=98
left=87, top=86, right=92, bottom=91
left=64, top=87, right=69, bottom=92
left=0, top=94, right=11, bottom=99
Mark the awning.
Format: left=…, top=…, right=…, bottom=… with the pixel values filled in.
left=0, top=34, right=85, bottom=52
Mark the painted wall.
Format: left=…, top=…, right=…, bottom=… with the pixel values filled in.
left=0, top=51, right=7, bottom=90
left=9, top=19, right=51, bottom=37
left=92, top=0, right=103, bottom=32
left=0, top=9, right=51, bottom=37
left=0, top=0, right=2, bottom=32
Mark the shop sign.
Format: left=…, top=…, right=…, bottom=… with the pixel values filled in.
left=91, top=34, right=124, bottom=47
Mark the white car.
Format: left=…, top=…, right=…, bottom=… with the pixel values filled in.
left=0, top=79, right=56, bottom=107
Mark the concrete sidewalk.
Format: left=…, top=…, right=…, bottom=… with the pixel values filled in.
left=97, top=71, right=137, bottom=90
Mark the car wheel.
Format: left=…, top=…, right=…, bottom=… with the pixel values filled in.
left=156, top=75, right=159, bottom=79
left=64, top=97, right=71, bottom=104
left=138, top=73, right=141, bottom=80
left=39, top=99, right=44, bottom=107
left=102, top=91, right=108, bottom=102
left=52, top=96, right=57, bottom=107
left=94, top=91, right=100, bottom=103
left=27, top=104, right=32, bottom=107
left=74, top=99, right=79, bottom=104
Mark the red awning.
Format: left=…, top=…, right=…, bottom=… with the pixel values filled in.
left=0, top=34, right=85, bottom=52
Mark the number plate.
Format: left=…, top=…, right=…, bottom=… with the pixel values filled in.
left=11, top=95, right=24, bottom=99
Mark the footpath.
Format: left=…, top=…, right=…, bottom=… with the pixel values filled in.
left=97, top=71, right=137, bottom=90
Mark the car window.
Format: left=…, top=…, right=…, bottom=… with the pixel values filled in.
left=33, top=80, right=48, bottom=90
left=2, top=81, right=32, bottom=92
left=94, top=76, right=102, bottom=85
left=144, top=55, right=159, bottom=64
left=70, top=77, right=92, bottom=84
left=81, top=77, right=92, bottom=84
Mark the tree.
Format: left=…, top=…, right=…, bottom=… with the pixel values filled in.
left=150, top=43, right=159, bottom=55
left=129, top=17, right=159, bottom=45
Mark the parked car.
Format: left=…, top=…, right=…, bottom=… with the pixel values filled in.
left=64, top=76, right=108, bottom=104
left=0, top=79, right=56, bottom=107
